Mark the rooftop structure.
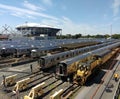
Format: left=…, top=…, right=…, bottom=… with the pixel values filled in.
left=0, top=35, right=8, bottom=40
left=16, top=23, right=62, bottom=39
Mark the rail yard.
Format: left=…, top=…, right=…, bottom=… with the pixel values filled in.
left=0, top=38, right=120, bottom=99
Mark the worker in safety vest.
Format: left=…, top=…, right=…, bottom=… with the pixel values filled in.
left=114, top=73, right=119, bottom=82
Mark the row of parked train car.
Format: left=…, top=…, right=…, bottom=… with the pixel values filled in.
left=0, top=38, right=104, bottom=58
left=38, top=41, right=118, bottom=69
left=56, top=42, right=120, bottom=85
left=38, top=41, right=120, bottom=85
left=0, top=45, right=59, bottom=58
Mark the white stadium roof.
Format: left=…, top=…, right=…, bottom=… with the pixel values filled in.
left=16, top=23, right=60, bottom=29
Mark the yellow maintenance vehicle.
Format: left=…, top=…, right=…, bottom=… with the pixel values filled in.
left=74, top=48, right=118, bottom=85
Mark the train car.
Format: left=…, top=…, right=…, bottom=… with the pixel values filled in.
left=31, top=46, right=60, bottom=58
left=56, top=42, right=120, bottom=85
left=56, top=52, right=92, bottom=81
left=31, top=49, right=47, bottom=58
left=15, top=47, right=31, bottom=57
left=74, top=48, right=119, bottom=85
left=38, top=41, right=116, bottom=69
left=0, top=48, right=4, bottom=56
left=31, top=39, right=103, bottom=59
left=0, top=47, right=16, bottom=57
left=74, top=50, right=112, bottom=84
left=39, top=50, right=75, bottom=69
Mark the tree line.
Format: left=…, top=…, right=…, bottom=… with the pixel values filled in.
left=57, top=33, right=120, bottom=39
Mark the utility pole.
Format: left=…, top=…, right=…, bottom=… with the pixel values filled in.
left=110, top=24, right=112, bottom=38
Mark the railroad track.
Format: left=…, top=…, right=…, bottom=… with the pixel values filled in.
left=1, top=42, right=117, bottom=99
left=0, top=57, right=36, bottom=69
left=63, top=84, right=82, bottom=99
left=0, top=41, right=101, bottom=67
left=0, top=58, right=16, bottom=64
left=0, top=69, right=81, bottom=99
left=0, top=71, right=53, bottom=98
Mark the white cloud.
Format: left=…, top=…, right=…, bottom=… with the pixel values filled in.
left=11, top=12, right=36, bottom=19
left=26, top=15, right=36, bottom=19
left=42, top=0, right=53, bottom=6
left=0, top=3, right=114, bottom=35
left=60, top=16, right=99, bottom=35
left=11, top=13, right=24, bottom=18
left=41, top=16, right=100, bottom=35
left=0, top=3, right=58, bottom=20
left=23, top=0, right=45, bottom=11
left=41, top=19, right=60, bottom=27
left=112, top=0, right=120, bottom=16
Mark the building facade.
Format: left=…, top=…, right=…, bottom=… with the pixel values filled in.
left=16, top=23, right=62, bottom=39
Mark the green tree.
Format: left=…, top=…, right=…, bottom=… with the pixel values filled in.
left=104, top=34, right=110, bottom=39
left=112, top=34, right=120, bottom=39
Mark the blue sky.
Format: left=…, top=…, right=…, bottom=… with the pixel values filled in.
left=0, top=0, right=120, bottom=35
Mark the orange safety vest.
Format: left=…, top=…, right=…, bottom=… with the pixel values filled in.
left=114, top=74, right=119, bottom=78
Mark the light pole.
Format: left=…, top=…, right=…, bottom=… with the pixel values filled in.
left=110, top=24, right=112, bottom=38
